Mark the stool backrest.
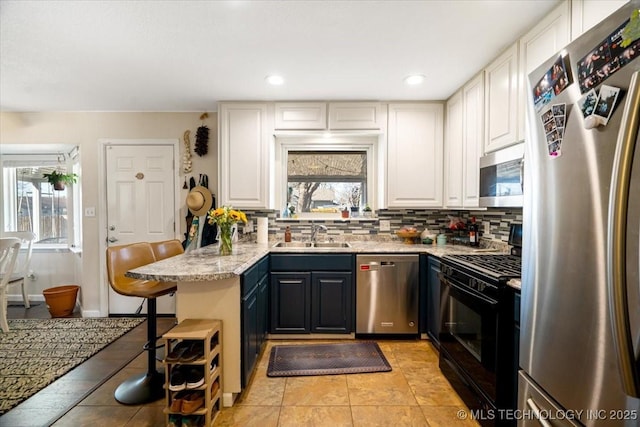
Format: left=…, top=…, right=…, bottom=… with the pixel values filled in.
left=1, top=232, right=36, bottom=282
left=150, top=239, right=184, bottom=261
left=106, top=243, right=156, bottom=296
left=0, top=238, right=21, bottom=290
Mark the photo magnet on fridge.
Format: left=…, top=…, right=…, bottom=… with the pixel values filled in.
left=540, top=103, right=566, bottom=158
left=577, top=17, right=640, bottom=93
left=593, top=85, right=621, bottom=126
left=578, top=89, right=598, bottom=118
left=533, top=54, right=573, bottom=111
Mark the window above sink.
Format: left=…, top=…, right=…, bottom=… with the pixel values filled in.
left=273, top=135, right=379, bottom=220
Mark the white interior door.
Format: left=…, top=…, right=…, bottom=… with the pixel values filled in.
left=106, top=144, right=176, bottom=314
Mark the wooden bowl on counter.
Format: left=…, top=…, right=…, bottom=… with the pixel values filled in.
left=395, top=230, right=420, bottom=244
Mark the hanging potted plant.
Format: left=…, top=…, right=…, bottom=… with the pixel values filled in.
left=43, top=171, right=78, bottom=191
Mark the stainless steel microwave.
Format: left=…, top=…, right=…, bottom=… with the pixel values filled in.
left=479, top=143, right=524, bottom=208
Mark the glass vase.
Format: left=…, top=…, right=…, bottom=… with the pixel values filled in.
left=219, top=224, right=233, bottom=256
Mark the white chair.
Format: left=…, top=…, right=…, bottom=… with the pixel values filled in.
left=0, top=238, right=22, bottom=332
left=1, top=231, right=36, bottom=308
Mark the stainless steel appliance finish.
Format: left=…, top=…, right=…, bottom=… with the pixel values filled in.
left=479, top=143, right=524, bottom=207
left=356, top=254, right=419, bottom=334
left=521, top=2, right=640, bottom=425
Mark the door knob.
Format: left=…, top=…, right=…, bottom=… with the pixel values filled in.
left=109, top=225, right=116, bottom=231
left=107, top=237, right=118, bottom=243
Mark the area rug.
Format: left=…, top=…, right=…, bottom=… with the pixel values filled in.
left=267, top=341, right=392, bottom=377
left=0, top=317, right=144, bottom=415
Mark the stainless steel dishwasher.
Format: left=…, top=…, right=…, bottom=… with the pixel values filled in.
left=356, top=254, right=419, bottom=334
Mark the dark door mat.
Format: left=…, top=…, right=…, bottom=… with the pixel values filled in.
left=267, top=341, right=392, bottom=377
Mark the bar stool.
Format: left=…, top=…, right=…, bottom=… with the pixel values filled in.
left=106, top=242, right=177, bottom=404
left=150, top=239, right=184, bottom=260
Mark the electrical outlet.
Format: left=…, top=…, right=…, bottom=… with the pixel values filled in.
left=245, top=220, right=254, bottom=234
left=84, top=207, right=96, bottom=217
left=379, top=220, right=391, bottom=232
left=483, top=222, right=490, bottom=234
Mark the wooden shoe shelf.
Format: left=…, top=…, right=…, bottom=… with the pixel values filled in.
left=162, top=319, right=222, bottom=427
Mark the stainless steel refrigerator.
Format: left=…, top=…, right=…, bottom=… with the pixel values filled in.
left=521, top=1, right=640, bottom=426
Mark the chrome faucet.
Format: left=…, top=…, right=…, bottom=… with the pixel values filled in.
left=310, top=224, right=328, bottom=242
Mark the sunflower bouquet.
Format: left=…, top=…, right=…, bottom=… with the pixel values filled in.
left=207, top=206, right=247, bottom=255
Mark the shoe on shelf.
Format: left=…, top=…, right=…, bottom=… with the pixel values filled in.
left=181, top=390, right=204, bottom=414
left=169, top=366, right=187, bottom=391
left=211, top=379, right=220, bottom=396
left=170, top=390, right=189, bottom=412
left=209, top=358, right=217, bottom=374
left=168, top=414, right=182, bottom=427
left=181, top=415, right=204, bottom=427
left=180, top=341, right=204, bottom=363
left=166, top=340, right=194, bottom=363
left=186, top=366, right=205, bottom=389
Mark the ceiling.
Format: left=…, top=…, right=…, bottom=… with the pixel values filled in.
left=0, top=0, right=561, bottom=112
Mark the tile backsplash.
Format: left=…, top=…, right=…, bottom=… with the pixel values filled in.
left=240, top=208, right=522, bottom=243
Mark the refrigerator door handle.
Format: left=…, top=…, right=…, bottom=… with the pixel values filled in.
left=520, top=154, right=525, bottom=193
left=607, top=70, right=640, bottom=398
left=525, top=398, right=553, bottom=427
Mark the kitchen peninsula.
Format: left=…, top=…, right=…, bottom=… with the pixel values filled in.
left=126, top=240, right=506, bottom=407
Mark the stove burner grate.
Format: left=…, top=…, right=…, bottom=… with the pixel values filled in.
left=444, top=254, right=522, bottom=278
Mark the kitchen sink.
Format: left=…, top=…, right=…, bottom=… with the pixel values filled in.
left=273, top=241, right=314, bottom=248
left=272, top=241, right=351, bottom=248
left=313, top=242, right=351, bottom=248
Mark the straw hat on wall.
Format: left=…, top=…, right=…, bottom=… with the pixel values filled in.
left=186, top=186, right=213, bottom=216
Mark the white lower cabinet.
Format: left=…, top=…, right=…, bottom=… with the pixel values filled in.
left=387, top=103, right=444, bottom=208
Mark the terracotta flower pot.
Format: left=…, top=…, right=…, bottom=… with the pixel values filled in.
left=43, top=285, right=79, bottom=317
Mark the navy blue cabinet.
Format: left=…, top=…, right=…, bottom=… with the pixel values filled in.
left=270, top=254, right=353, bottom=335
left=242, top=284, right=258, bottom=386
left=426, top=256, right=441, bottom=348
left=311, top=272, right=352, bottom=333
left=270, top=272, right=311, bottom=333
left=241, top=255, right=269, bottom=387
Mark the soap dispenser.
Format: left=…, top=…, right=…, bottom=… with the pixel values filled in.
left=284, top=226, right=292, bottom=242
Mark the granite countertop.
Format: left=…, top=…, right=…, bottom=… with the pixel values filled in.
left=126, top=240, right=507, bottom=283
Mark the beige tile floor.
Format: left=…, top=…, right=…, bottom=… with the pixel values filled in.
left=2, top=304, right=479, bottom=426
left=215, top=339, right=480, bottom=427
left=54, top=339, right=479, bottom=426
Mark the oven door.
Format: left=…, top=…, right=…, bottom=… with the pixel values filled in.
left=439, top=272, right=499, bottom=402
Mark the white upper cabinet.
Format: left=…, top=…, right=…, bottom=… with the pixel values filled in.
left=218, top=103, right=271, bottom=209
left=461, top=73, right=484, bottom=208
left=274, top=102, right=327, bottom=130
left=444, top=91, right=464, bottom=207
left=328, top=102, right=383, bottom=130
left=387, top=103, right=444, bottom=208
left=571, top=0, right=628, bottom=40
left=444, top=73, right=484, bottom=209
left=484, top=42, right=520, bottom=154
left=518, top=1, right=570, bottom=139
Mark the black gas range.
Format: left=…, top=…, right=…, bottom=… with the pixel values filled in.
left=438, top=227, right=522, bottom=427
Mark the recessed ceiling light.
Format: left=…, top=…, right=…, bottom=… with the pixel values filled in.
left=266, top=75, right=284, bottom=85
left=404, top=74, right=425, bottom=85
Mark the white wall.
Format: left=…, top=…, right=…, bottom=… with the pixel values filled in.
left=0, top=112, right=218, bottom=315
